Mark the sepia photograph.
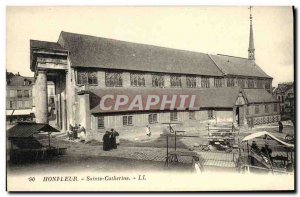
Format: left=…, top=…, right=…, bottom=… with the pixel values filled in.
left=5, top=6, right=295, bottom=191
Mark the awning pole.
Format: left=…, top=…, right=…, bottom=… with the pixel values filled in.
left=175, top=130, right=177, bottom=151
left=166, top=136, right=169, bottom=166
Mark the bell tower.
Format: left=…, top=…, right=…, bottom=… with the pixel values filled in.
left=248, top=6, right=255, bottom=61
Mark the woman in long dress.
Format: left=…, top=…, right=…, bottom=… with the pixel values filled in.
left=110, top=129, right=119, bottom=149
left=103, top=131, right=111, bottom=151
left=79, top=126, right=87, bottom=142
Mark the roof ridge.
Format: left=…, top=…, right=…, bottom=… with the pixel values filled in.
left=61, top=31, right=210, bottom=56
left=208, top=54, right=227, bottom=75
left=216, top=54, right=248, bottom=60
left=30, top=39, right=57, bottom=43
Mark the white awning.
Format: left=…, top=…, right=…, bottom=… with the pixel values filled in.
left=6, top=109, right=34, bottom=116
left=241, top=131, right=294, bottom=148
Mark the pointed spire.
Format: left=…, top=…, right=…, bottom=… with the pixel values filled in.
left=248, top=6, right=255, bottom=61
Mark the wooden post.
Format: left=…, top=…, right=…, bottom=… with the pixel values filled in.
left=291, top=150, right=293, bottom=167
left=207, top=123, right=210, bottom=137
left=166, top=136, right=169, bottom=166
left=247, top=142, right=249, bottom=160
left=175, top=130, right=177, bottom=151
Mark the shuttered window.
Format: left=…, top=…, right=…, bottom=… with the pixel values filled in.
left=98, top=116, right=105, bottom=129
left=208, top=110, right=213, bottom=119
left=201, top=77, right=210, bottom=88
left=123, top=116, right=133, bottom=126
left=248, top=79, right=254, bottom=88
left=148, top=114, right=158, bottom=124
left=170, top=112, right=178, bottom=121
left=255, top=105, right=259, bottom=114
left=227, top=78, right=234, bottom=87
left=214, top=78, right=222, bottom=88
left=186, top=76, right=196, bottom=88
left=170, top=75, right=182, bottom=88
left=238, top=78, right=245, bottom=88
left=152, top=74, right=164, bottom=88
left=130, top=73, right=146, bottom=87
left=265, top=105, right=269, bottom=113
left=17, top=90, right=22, bottom=98
left=77, top=70, right=98, bottom=85
left=105, top=72, right=123, bottom=87
left=24, top=90, right=29, bottom=97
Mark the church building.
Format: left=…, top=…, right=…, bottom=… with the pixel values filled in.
left=30, top=10, right=280, bottom=136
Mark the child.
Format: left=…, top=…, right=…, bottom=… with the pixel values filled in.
left=145, top=125, right=151, bottom=137
left=67, top=130, right=73, bottom=140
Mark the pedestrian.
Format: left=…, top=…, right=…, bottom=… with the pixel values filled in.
left=278, top=121, right=283, bottom=133
left=72, top=124, right=78, bottom=139
left=192, top=156, right=203, bottom=174
left=110, top=129, right=119, bottom=149
left=250, top=141, right=259, bottom=153
left=67, top=129, right=73, bottom=140
left=145, top=125, right=151, bottom=137
left=102, top=131, right=111, bottom=151
left=79, top=125, right=87, bottom=142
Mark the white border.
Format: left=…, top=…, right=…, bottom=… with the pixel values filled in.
left=1, top=0, right=298, bottom=196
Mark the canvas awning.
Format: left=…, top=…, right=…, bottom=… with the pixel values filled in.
left=7, top=122, right=60, bottom=139
left=6, top=109, right=34, bottom=116
left=241, top=131, right=294, bottom=148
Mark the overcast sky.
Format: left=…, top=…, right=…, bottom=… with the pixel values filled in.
left=6, top=6, right=293, bottom=86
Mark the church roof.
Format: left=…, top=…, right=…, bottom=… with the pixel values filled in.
left=243, top=89, right=279, bottom=104
left=30, top=31, right=272, bottom=79
left=30, top=40, right=66, bottom=52
left=89, top=87, right=243, bottom=113
left=58, top=31, right=223, bottom=76
left=197, top=87, right=242, bottom=108
left=209, top=54, right=272, bottom=78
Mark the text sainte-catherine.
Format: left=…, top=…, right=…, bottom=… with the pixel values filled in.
left=42, top=175, right=146, bottom=182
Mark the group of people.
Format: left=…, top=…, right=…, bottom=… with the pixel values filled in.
left=102, top=129, right=119, bottom=151
left=67, top=124, right=87, bottom=142
left=250, top=141, right=273, bottom=164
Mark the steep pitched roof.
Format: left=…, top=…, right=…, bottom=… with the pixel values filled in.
left=58, top=31, right=223, bottom=76
left=197, top=87, right=242, bottom=108
left=274, top=82, right=294, bottom=94
left=30, top=40, right=66, bottom=52
left=243, top=89, right=279, bottom=104
left=209, top=54, right=272, bottom=78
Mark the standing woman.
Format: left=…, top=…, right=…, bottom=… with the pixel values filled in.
left=110, top=129, right=119, bottom=149
left=278, top=121, right=283, bottom=133
left=79, top=126, right=87, bottom=142
left=102, top=131, right=111, bottom=151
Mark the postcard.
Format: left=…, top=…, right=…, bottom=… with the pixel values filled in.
left=6, top=6, right=295, bottom=191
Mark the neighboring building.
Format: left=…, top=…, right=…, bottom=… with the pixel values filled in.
left=273, top=82, right=294, bottom=121
left=6, top=72, right=34, bottom=123
left=244, top=89, right=280, bottom=127
left=28, top=11, right=280, bottom=136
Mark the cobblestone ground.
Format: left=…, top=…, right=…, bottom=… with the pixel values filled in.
left=45, top=136, right=237, bottom=169
left=44, top=121, right=294, bottom=170
left=9, top=121, right=293, bottom=173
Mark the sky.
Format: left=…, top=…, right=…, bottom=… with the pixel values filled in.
left=6, top=6, right=293, bottom=86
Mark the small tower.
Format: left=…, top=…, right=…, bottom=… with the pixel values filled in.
left=248, top=6, right=255, bottom=61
